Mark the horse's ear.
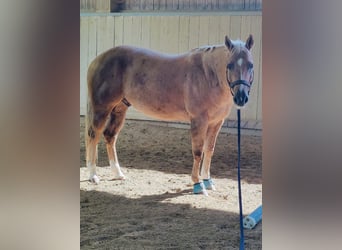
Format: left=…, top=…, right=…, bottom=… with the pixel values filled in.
left=225, top=36, right=234, bottom=51
left=245, top=34, right=254, bottom=50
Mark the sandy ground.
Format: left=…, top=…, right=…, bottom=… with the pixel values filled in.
left=80, top=117, right=262, bottom=249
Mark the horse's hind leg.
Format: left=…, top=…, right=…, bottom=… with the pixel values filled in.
left=201, top=119, right=224, bottom=190
left=103, top=102, right=128, bottom=180
left=86, top=107, right=111, bottom=184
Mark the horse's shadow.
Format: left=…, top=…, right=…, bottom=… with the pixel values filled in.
left=80, top=189, right=262, bottom=249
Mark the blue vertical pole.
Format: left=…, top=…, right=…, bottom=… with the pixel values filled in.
left=237, top=109, right=245, bottom=250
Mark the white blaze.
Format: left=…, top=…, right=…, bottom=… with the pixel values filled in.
left=237, top=58, right=244, bottom=66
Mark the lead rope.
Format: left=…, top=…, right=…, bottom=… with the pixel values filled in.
left=237, top=109, right=245, bottom=250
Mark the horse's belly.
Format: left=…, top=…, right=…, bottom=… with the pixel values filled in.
left=129, top=101, right=190, bottom=122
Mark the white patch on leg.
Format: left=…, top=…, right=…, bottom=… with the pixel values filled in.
left=90, top=175, right=100, bottom=184
left=201, top=169, right=210, bottom=180
left=110, top=160, right=125, bottom=180
left=87, top=163, right=100, bottom=184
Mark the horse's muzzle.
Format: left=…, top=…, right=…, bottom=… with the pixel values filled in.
left=234, top=89, right=249, bottom=107
left=229, top=80, right=250, bottom=107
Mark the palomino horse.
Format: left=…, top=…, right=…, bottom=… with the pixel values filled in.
left=86, top=35, right=254, bottom=195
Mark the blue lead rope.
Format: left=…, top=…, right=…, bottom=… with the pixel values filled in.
left=237, top=109, right=245, bottom=250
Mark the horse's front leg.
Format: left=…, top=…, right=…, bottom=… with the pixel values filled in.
left=201, top=119, right=225, bottom=190
left=190, top=116, right=208, bottom=195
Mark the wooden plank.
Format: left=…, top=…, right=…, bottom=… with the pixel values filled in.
left=114, top=15, right=124, bottom=46
left=131, top=16, right=142, bottom=46
left=189, top=0, right=197, bottom=10
left=197, top=0, right=203, bottom=11
left=252, top=15, right=262, bottom=121
left=88, top=16, right=97, bottom=61
left=80, top=0, right=85, bottom=11
left=231, top=0, right=243, bottom=11
left=125, top=0, right=131, bottom=9
left=208, top=15, right=220, bottom=45
left=130, top=0, right=140, bottom=11
left=140, top=0, right=146, bottom=10
left=164, top=0, right=172, bottom=10
left=158, top=0, right=166, bottom=10
left=178, top=16, right=190, bottom=53
left=198, top=16, right=209, bottom=46
left=205, top=0, right=211, bottom=10
left=123, top=16, right=134, bottom=45
left=240, top=15, right=252, bottom=39
left=149, top=15, right=161, bottom=51
left=105, top=16, right=115, bottom=49
left=162, top=16, right=179, bottom=53
left=188, top=15, right=200, bottom=50
left=257, top=50, right=262, bottom=122
left=140, top=0, right=155, bottom=10
left=80, top=17, right=89, bottom=115
left=96, top=17, right=108, bottom=54
left=250, top=15, right=262, bottom=118
left=159, top=16, right=170, bottom=52
left=218, top=0, right=227, bottom=10
left=211, top=0, right=219, bottom=10
left=141, top=16, right=151, bottom=49
left=95, top=0, right=110, bottom=12
left=145, top=0, right=155, bottom=10
left=218, top=15, right=230, bottom=41
left=256, top=0, right=262, bottom=10
left=182, top=0, right=190, bottom=10
left=87, top=0, right=92, bottom=11
left=172, top=0, right=179, bottom=10
left=95, top=0, right=101, bottom=12
left=247, top=0, right=255, bottom=10
left=230, top=15, right=242, bottom=39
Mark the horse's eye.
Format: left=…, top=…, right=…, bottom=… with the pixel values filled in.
left=227, top=63, right=234, bottom=70
left=247, top=62, right=254, bottom=69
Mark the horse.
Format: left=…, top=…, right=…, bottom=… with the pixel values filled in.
left=85, top=35, right=255, bottom=195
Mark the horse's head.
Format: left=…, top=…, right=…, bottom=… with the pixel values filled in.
left=225, top=35, right=254, bottom=108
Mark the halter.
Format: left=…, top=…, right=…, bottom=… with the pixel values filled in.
left=227, top=79, right=252, bottom=97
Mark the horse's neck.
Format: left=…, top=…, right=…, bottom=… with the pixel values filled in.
left=201, top=46, right=229, bottom=86
left=200, top=45, right=223, bottom=65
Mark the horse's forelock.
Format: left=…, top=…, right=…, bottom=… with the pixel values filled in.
left=229, top=41, right=253, bottom=60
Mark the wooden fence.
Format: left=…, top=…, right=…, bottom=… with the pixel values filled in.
left=80, top=0, right=262, bottom=12
left=80, top=12, right=262, bottom=128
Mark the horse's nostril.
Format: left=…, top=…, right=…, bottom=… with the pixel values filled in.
left=234, top=95, right=239, bottom=104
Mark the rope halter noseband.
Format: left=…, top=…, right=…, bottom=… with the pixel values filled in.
left=228, top=79, right=252, bottom=97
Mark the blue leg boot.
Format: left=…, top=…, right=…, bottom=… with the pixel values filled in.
left=203, top=179, right=216, bottom=190
left=193, top=182, right=208, bottom=196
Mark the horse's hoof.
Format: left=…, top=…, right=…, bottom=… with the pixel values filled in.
left=193, top=182, right=208, bottom=196
left=112, top=175, right=125, bottom=180
left=111, top=166, right=125, bottom=180
left=89, top=175, right=100, bottom=184
left=203, top=179, right=216, bottom=190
